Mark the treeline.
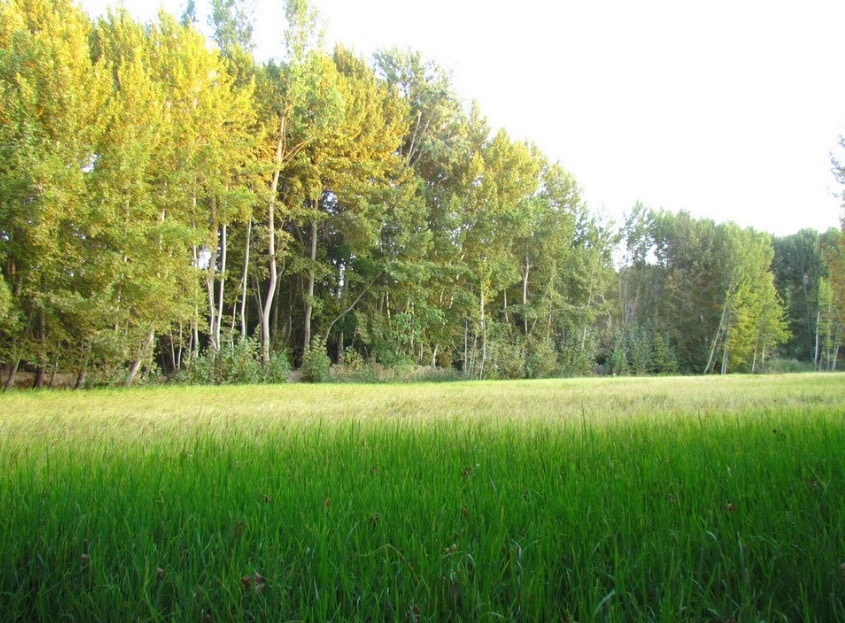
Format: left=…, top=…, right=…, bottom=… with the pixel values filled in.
left=617, top=207, right=842, bottom=376
left=0, top=0, right=842, bottom=388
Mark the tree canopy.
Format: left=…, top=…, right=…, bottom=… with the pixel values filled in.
left=0, top=0, right=832, bottom=387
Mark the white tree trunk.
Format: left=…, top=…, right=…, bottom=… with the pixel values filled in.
left=303, top=218, right=318, bottom=350
left=260, top=116, right=287, bottom=367
left=216, top=222, right=227, bottom=350
left=239, top=217, right=252, bottom=339
left=126, top=330, right=155, bottom=386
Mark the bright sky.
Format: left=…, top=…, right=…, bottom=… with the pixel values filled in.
left=77, top=0, right=845, bottom=236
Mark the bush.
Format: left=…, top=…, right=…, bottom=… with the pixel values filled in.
left=489, top=340, right=525, bottom=379
left=264, top=350, right=292, bottom=383
left=330, top=348, right=381, bottom=383
left=301, top=343, right=331, bottom=383
left=525, top=339, right=558, bottom=379
left=760, top=358, right=817, bottom=374
left=178, top=337, right=290, bottom=385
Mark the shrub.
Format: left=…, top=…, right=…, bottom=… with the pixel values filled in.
left=177, top=337, right=290, bottom=385
left=301, top=343, right=331, bottom=383
left=331, top=348, right=381, bottom=383
left=525, top=339, right=558, bottom=379
left=489, top=340, right=525, bottom=379
left=760, top=358, right=817, bottom=374
left=264, top=350, right=292, bottom=383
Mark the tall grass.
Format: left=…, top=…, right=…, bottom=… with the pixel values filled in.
left=1, top=374, right=843, bottom=621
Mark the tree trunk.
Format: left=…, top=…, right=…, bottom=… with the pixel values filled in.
left=48, top=361, right=58, bottom=388
left=479, top=288, right=486, bottom=379
left=32, top=366, right=45, bottom=389
left=126, top=331, right=155, bottom=386
left=190, top=302, right=200, bottom=362
left=252, top=272, right=264, bottom=332
left=205, top=239, right=220, bottom=352
left=176, top=323, right=183, bottom=371
left=303, top=218, right=318, bottom=351
left=4, top=359, right=19, bottom=391
left=33, top=310, right=46, bottom=389
left=336, top=330, right=344, bottom=364
left=272, top=268, right=284, bottom=346
left=463, top=320, right=468, bottom=375
left=203, top=218, right=227, bottom=353
left=261, top=115, right=287, bottom=367
left=705, top=297, right=730, bottom=374
left=216, top=222, right=227, bottom=350
left=168, top=328, right=178, bottom=373
left=523, top=254, right=530, bottom=335
left=239, top=217, right=252, bottom=339
left=751, top=340, right=758, bottom=374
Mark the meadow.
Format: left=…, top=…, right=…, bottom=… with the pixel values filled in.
left=1, top=373, right=844, bottom=622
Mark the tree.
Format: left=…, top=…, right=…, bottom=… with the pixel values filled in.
left=368, top=48, right=473, bottom=368
left=821, top=229, right=845, bottom=369
left=815, top=277, right=841, bottom=370
left=772, top=230, right=827, bottom=361
left=87, top=10, right=205, bottom=384
left=147, top=11, right=257, bottom=356
left=250, top=0, right=343, bottom=366
left=289, top=46, right=409, bottom=355
left=719, top=228, right=789, bottom=373
left=833, top=131, right=845, bottom=211
left=618, top=209, right=788, bottom=375
left=209, top=0, right=254, bottom=53
left=0, top=275, right=9, bottom=320
left=451, top=127, right=543, bottom=377
left=0, top=0, right=112, bottom=386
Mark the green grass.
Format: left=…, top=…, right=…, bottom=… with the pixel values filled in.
left=1, top=373, right=844, bottom=621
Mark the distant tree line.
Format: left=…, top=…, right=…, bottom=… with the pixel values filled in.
left=0, top=0, right=842, bottom=388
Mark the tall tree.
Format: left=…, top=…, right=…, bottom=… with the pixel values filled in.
left=209, top=0, right=254, bottom=53
left=619, top=209, right=788, bottom=375
left=718, top=227, right=789, bottom=373
left=0, top=0, right=111, bottom=386
left=368, top=48, right=473, bottom=367
left=146, top=11, right=257, bottom=355
left=772, top=230, right=827, bottom=361
left=251, top=0, right=342, bottom=366
left=89, top=9, right=206, bottom=384
left=821, top=229, right=845, bottom=369
left=290, top=46, right=410, bottom=354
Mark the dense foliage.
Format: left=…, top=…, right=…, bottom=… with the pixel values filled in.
left=0, top=0, right=841, bottom=386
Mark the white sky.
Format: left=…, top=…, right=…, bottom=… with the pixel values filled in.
left=77, top=0, right=845, bottom=236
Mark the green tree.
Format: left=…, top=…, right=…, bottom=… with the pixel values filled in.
left=720, top=228, right=789, bottom=372
left=821, top=230, right=845, bottom=369
left=88, top=10, right=204, bottom=384
left=209, top=0, right=254, bottom=53
left=621, top=209, right=788, bottom=375
left=251, top=0, right=343, bottom=366
left=772, top=229, right=827, bottom=361
left=0, top=0, right=111, bottom=386
left=147, top=11, right=257, bottom=357
left=367, top=49, right=475, bottom=368
left=291, top=46, right=410, bottom=355
left=0, top=274, right=9, bottom=320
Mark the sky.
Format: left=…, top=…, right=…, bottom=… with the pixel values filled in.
left=77, top=0, right=845, bottom=237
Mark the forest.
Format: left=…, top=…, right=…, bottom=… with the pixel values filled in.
left=1, top=0, right=843, bottom=388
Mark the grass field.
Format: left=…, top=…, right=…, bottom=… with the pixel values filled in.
left=1, top=374, right=844, bottom=622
